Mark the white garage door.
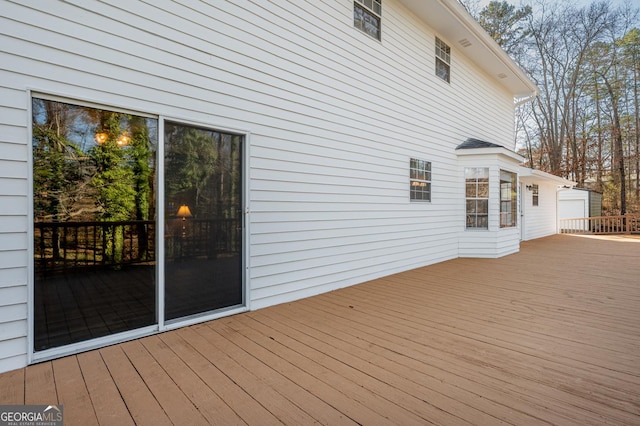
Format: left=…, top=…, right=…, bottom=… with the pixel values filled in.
left=559, top=199, right=586, bottom=219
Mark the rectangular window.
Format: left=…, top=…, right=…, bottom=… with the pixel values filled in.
left=354, top=0, right=381, bottom=40
left=435, top=37, right=451, bottom=83
left=500, top=170, right=517, bottom=228
left=465, top=167, right=489, bottom=229
left=532, top=184, right=539, bottom=206
left=410, top=158, right=431, bottom=201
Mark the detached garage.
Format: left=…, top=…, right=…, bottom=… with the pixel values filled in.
left=558, top=188, right=603, bottom=220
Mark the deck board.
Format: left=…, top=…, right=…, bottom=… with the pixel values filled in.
left=139, top=335, right=245, bottom=426
left=76, top=351, right=134, bottom=426
left=99, top=344, right=173, bottom=425
left=51, top=356, right=99, bottom=425
left=1, top=234, right=639, bottom=425
left=24, top=362, right=56, bottom=405
left=0, top=368, right=24, bottom=404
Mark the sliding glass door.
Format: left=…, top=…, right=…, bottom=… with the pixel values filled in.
left=32, top=98, right=245, bottom=354
left=164, top=122, right=243, bottom=321
left=32, top=98, right=158, bottom=351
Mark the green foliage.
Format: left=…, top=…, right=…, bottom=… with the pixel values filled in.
left=130, top=117, right=153, bottom=221
left=165, top=125, right=218, bottom=210
left=478, top=1, right=532, bottom=56
left=90, top=112, right=137, bottom=221
left=32, top=120, right=83, bottom=221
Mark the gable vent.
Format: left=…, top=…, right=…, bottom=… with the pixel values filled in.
left=497, top=73, right=508, bottom=79
left=458, top=38, right=472, bottom=48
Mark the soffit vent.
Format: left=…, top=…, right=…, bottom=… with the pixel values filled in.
left=497, top=73, right=508, bottom=79
left=458, top=38, right=472, bottom=48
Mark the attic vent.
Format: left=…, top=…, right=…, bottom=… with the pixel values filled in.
left=497, top=73, right=508, bottom=79
left=458, top=38, right=472, bottom=47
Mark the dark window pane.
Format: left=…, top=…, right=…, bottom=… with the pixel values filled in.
left=354, top=2, right=380, bottom=39
left=164, top=122, right=243, bottom=320
left=436, top=58, right=450, bottom=82
left=477, top=183, right=489, bottom=198
left=477, top=199, right=489, bottom=214
left=466, top=183, right=476, bottom=198
left=500, top=170, right=517, bottom=227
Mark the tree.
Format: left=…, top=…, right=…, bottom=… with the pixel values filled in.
left=471, top=0, right=639, bottom=213
left=478, top=1, right=532, bottom=58
left=90, top=112, right=136, bottom=221
left=165, top=124, right=218, bottom=213
left=618, top=28, right=640, bottom=200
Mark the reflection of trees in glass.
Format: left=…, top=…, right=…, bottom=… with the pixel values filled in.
left=165, top=124, right=218, bottom=213
left=32, top=99, right=86, bottom=260
left=165, top=123, right=241, bottom=219
left=33, top=100, right=156, bottom=222
left=32, top=98, right=157, bottom=265
left=165, top=123, right=242, bottom=258
left=32, top=99, right=85, bottom=223
left=91, top=112, right=136, bottom=222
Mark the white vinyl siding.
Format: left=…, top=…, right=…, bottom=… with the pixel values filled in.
left=0, top=83, right=30, bottom=371
left=521, top=181, right=559, bottom=241
left=0, top=0, right=517, bottom=371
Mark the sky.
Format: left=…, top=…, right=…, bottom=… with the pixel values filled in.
left=475, top=0, right=637, bottom=9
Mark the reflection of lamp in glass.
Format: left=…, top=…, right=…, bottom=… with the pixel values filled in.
left=94, top=131, right=130, bottom=146
left=95, top=132, right=108, bottom=144
left=176, top=204, right=192, bottom=237
left=116, top=133, right=130, bottom=146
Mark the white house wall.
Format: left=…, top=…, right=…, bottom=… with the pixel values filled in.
left=0, top=0, right=517, bottom=371
left=521, top=181, right=559, bottom=241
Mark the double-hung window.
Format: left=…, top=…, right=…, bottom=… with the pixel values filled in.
left=410, top=158, right=431, bottom=201
left=435, top=37, right=451, bottom=83
left=465, top=167, right=489, bottom=229
left=532, top=184, right=539, bottom=206
left=500, top=170, right=517, bottom=227
left=354, top=0, right=382, bottom=40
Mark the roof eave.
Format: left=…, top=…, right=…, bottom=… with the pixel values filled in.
left=397, top=0, right=538, bottom=99
left=456, top=146, right=525, bottom=163
left=519, top=167, right=576, bottom=186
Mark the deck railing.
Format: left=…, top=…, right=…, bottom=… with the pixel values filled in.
left=559, top=214, right=640, bottom=235
left=35, top=218, right=241, bottom=276
left=34, top=220, right=156, bottom=276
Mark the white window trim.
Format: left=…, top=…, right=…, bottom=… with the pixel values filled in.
left=354, top=0, right=382, bottom=40
left=499, top=169, right=518, bottom=228
left=465, top=167, right=489, bottom=230
left=435, top=37, right=451, bottom=83
left=409, top=158, right=432, bottom=202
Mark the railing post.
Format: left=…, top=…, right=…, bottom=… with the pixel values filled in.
left=625, top=214, right=631, bottom=235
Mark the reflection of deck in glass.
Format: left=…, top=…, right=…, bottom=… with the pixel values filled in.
left=34, top=218, right=242, bottom=351
left=34, top=254, right=242, bottom=351
left=165, top=255, right=242, bottom=320
left=34, top=265, right=156, bottom=351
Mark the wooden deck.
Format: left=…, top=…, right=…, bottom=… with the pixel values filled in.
left=1, top=234, right=639, bottom=425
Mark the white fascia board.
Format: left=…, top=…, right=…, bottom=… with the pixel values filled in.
left=397, top=0, right=539, bottom=99
left=518, top=167, right=576, bottom=186
left=457, top=147, right=524, bottom=163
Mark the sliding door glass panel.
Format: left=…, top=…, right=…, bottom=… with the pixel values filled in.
left=32, top=98, right=157, bottom=351
left=164, top=122, right=243, bottom=321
